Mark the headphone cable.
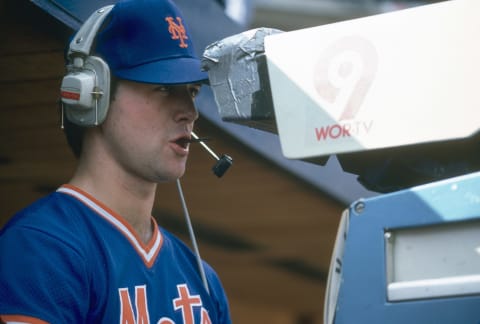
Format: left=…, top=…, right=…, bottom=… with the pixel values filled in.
left=176, top=178, right=210, bottom=295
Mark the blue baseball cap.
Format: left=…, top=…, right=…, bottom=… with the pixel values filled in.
left=95, top=0, right=207, bottom=85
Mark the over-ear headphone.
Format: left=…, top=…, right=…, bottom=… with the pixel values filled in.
left=60, top=5, right=114, bottom=127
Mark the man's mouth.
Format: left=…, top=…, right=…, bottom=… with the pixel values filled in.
left=173, top=136, right=191, bottom=149
left=173, top=135, right=211, bottom=148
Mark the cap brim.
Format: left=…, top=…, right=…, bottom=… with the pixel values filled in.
left=113, top=57, right=209, bottom=85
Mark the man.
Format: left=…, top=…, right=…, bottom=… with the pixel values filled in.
left=0, top=0, right=232, bottom=323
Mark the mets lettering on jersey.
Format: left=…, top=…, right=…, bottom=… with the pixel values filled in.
left=119, top=284, right=212, bottom=324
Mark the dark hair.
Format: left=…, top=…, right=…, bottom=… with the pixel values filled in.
left=61, top=75, right=118, bottom=159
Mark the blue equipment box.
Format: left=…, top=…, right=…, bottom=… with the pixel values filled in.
left=325, top=171, right=480, bottom=324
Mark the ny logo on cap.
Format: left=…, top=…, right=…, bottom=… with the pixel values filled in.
left=165, top=17, right=188, bottom=48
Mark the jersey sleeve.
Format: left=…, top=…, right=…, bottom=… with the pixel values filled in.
left=0, top=225, right=91, bottom=323
left=204, top=261, right=232, bottom=324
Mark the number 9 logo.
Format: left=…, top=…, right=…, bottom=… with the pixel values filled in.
left=313, top=35, right=378, bottom=121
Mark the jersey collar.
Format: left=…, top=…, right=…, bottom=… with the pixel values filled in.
left=57, top=184, right=162, bottom=268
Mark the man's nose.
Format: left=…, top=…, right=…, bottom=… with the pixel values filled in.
left=175, top=92, right=199, bottom=123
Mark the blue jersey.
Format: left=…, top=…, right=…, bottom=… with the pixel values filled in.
left=0, top=185, right=231, bottom=324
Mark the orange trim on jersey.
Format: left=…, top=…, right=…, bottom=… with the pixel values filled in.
left=57, top=184, right=163, bottom=268
left=0, top=314, right=49, bottom=324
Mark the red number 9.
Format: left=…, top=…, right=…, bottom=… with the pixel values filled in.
left=313, top=35, right=378, bottom=121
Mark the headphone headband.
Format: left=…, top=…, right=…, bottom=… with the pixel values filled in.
left=68, top=5, right=114, bottom=59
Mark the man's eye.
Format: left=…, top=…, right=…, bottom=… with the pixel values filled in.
left=189, top=86, right=201, bottom=98
left=190, top=88, right=199, bottom=98
left=154, top=85, right=200, bottom=98
left=154, top=85, right=172, bottom=94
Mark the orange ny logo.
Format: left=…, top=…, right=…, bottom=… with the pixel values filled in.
left=165, top=17, right=188, bottom=48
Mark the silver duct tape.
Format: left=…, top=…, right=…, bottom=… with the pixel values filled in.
left=202, top=27, right=283, bottom=133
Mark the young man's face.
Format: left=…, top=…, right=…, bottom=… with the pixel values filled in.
left=100, top=79, right=201, bottom=183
